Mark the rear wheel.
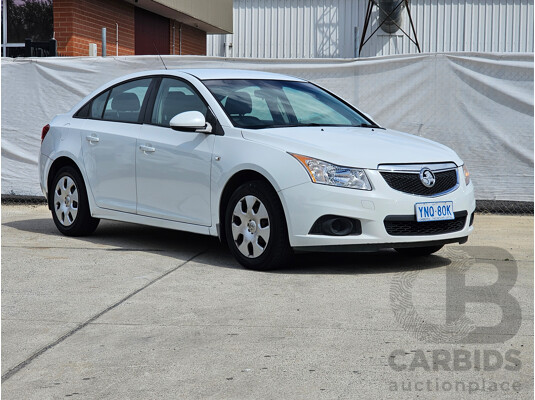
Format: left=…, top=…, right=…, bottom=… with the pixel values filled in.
left=51, top=166, right=99, bottom=236
left=394, top=245, right=444, bottom=256
left=225, top=180, right=293, bottom=270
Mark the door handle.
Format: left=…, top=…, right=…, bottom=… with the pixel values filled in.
left=139, top=145, right=156, bottom=153
left=86, top=135, right=100, bottom=143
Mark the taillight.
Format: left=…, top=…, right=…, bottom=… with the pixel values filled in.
left=41, top=124, right=50, bottom=142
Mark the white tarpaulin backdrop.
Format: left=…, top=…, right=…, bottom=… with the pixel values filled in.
left=1, top=53, right=533, bottom=201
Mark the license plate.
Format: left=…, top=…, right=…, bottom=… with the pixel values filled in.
left=415, top=201, right=454, bottom=222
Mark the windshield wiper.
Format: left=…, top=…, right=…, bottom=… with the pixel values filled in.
left=254, top=123, right=324, bottom=129
left=296, top=123, right=384, bottom=129
left=279, top=123, right=324, bottom=127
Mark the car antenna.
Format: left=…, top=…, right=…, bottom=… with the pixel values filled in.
left=153, top=42, right=168, bottom=70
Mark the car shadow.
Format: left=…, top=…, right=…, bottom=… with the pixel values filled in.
left=3, top=217, right=452, bottom=275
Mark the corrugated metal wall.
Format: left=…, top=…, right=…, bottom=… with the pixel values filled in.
left=207, top=0, right=534, bottom=58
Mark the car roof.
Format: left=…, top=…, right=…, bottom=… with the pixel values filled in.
left=96, top=69, right=306, bottom=90
left=178, top=68, right=305, bottom=81
left=176, top=68, right=306, bottom=82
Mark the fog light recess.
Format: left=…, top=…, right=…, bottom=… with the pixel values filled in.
left=309, top=215, right=362, bottom=236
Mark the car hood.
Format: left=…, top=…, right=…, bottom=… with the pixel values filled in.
left=241, top=126, right=462, bottom=169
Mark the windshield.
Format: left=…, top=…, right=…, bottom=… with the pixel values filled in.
left=203, top=79, right=374, bottom=129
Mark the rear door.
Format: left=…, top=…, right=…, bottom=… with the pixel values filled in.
left=81, top=78, right=153, bottom=213
left=135, top=77, right=214, bottom=225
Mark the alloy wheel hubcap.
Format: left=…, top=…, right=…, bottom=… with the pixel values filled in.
left=54, top=176, right=79, bottom=226
left=231, top=195, right=270, bottom=258
left=247, top=220, right=257, bottom=233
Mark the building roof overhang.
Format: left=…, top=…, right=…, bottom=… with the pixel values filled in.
left=124, top=0, right=233, bottom=34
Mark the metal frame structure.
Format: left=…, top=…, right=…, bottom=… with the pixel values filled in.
left=358, top=0, right=421, bottom=56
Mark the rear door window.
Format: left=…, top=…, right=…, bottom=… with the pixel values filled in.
left=102, top=78, right=152, bottom=123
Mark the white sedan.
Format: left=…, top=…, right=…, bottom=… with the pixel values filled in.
left=39, top=69, right=475, bottom=270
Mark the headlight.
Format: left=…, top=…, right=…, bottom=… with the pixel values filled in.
left=290, top=153, right=372, bottom=190
left=462, top=164, right=471, bottom=185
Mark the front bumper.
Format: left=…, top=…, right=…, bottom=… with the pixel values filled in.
left=279, top=168, right=476, bottom=249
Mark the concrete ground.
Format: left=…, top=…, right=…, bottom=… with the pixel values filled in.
left=1, top=204, right=533, bottom=399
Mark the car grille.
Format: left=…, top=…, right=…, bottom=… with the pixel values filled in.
left=380, top=169, right=458, bottom=196
left=384, top=211, right=467, bottom=236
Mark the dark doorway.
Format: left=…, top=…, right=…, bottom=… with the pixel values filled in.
left=134, top=7, right=170, bottom=55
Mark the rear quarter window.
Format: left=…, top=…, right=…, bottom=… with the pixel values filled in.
left=73, top=91, right=108, bottom=119
left=90, top=91, right=109, bottom=119
left=74, top=102, right=90, bottom=118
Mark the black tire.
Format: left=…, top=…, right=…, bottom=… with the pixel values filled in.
left=394, top=245, right=444, bottom=256
left=50, top=166, right=100, bottom=236
left=225, top=180, right=293, bottom=270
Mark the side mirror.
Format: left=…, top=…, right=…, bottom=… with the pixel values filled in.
left=170, top=111, right=210, bottom=132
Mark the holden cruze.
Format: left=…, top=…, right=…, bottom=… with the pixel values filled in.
left=39, top=69, right=475, bottom=270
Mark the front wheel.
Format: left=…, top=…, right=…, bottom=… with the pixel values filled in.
left=225, top=181, right=293, bottom=270
left=50, top=166, right=100, bottom=236
left=394, top=245, right=444, bottom=256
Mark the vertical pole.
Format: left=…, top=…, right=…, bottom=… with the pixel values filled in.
left=101, top=27, right=106, bottom=57
left=172, top=21, right=175, bottom=55
left=354, top=26, right=359, bottom=58
left=2, top=0, right=7, bottom=57
left=179, top=23, right=182, bottom=55
left=115, top=23, right=118, bottom=56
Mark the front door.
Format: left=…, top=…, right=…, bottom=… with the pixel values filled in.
left=136, top=77, right=214, bottom=225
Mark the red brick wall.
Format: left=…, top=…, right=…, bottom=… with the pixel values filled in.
left=54, top=0, right=135, bottom=56
left=169, top=22, right=207, bottom=55
left=53, top=0, right=74, bottom=55
left=54, top=0, right=207, bottom=57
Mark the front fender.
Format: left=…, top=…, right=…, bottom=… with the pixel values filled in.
left=209, top=133, right=310, bottom=236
